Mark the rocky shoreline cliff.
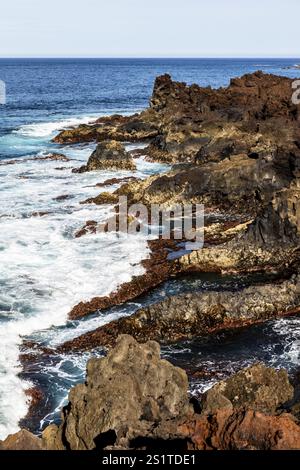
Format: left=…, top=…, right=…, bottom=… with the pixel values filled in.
left=51, top=71, right=300, bottom=347
left=15, top=71, right=300, bottom=449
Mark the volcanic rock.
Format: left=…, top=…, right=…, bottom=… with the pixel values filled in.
left=43, top=335, right=193, bottom=450
left=72, top=141, right=136, bottom=173
left=202, top=363, right=294, bottom=414
left=58, top=275, right=300, bottom=351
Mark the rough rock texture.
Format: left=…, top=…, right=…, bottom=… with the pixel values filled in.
left=54, top=114, right=158, bottom=144
left=180, top=409, right=300, bottom=450
left=54, top=72, right=300, bottom=166
left=56, top=73, right=300, bottom=286
left=58, top=276, right=300, bottom=352
left=43, top=335, right=193, bottom=450
left=5, top=337, right=300, bottom=450
left=45, top=73, right=300, bottom=375
left=0, top=429, right=44, bottom=450
left=202, top=363, right=294, bottom=414
left=73, top=140, right=136, bottom=173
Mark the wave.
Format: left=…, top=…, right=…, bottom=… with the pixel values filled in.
left=13, top=116, right=97, bottom=138
left=0, top=155, right=156, bottom=439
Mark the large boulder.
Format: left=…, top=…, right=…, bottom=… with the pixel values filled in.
left=73, top=140, right=136, bottom=173
left=43, top=335, right=193, bottom=450
left=202, top=363, right=294, bottom=415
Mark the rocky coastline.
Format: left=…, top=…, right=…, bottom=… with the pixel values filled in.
left=52, top=71, right=300, bottom=350
left=3, top=335, right=300, bottom=450
left=12, top=71, right=300, bottom=449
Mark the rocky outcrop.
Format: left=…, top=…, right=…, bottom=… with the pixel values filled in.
left=54, top=114, right=158, bottom=144
left=0, top=430, right=44, bottom=450
left=43, top=335, right=193, bottom=450
left=58, top=275, right=300, bottom=352
left=0, top=153, right=71, bottom=166
left=54, top=72, right=300, bottom=165
left=73, top=141, right=136, bottom=173
left=86, top=152, right=288, bottom=216
left=180, top=409, right=300, bottom=450
left=9, top=337, right=300, bottom=450
left=202, top=363, right=294, bottom=415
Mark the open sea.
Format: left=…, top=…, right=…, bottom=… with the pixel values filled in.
left=0, top=58, right=300, bottom=439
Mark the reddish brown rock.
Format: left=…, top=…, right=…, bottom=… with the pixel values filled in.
left=180, top=409, right=300, bottom=450
left=75, top=220, right=98, bottom=238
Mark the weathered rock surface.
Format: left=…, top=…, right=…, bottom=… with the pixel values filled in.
left=54, top=72, right=300, bottom=167
left=43, top=335, right=193, bottom=450
left=58, top=275, right=300, bottom=352
left=73, top=140, right=136, bottom=173
left=10, top=337, right=300, bottom=451
left=0, top=429, right=44, bottom=450
left=54, top=114, right=158, bottom=144
left=180, top=409, right=300, bottom=450
left=59, top=73, right=300, bottom=290
left=202, top=363, right=294, bottom=415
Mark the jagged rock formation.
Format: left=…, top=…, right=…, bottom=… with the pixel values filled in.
left=57, top=275, right=300, bottom=351
left=180, top=409, right=300, bottom=450
left=53, top=114, right=158, bottom=144
left=3, top=336, right=300, bottom=450
left=73, top=140, right=136, bottom=173
left=43, top=335, right=193, bottom=450
left=35, top=74, right=300, bottom=452
left=54, top=72, right=300, bottom=166
left=48, top=72, right=300, bottom=353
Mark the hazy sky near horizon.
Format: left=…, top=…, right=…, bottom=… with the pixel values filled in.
left=0, top=0, right=299, bottom=58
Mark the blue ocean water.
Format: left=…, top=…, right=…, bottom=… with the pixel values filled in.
left=0, top=58, right=300, bottom=438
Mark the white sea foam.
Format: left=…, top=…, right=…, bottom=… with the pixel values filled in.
left=13, top=116, right=98, bottom=138
left=270, top=317, right=300, bottom=365
left=0, top=150, right=167, bottom=439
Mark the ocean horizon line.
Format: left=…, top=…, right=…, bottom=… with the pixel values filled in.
left=0, top=56, right=299, bottom=60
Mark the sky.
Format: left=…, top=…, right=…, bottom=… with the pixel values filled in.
left=0, top=0, right=299, bottom=58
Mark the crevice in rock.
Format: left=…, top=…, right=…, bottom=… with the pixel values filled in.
left=94, top=430, right=117, bottom=449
